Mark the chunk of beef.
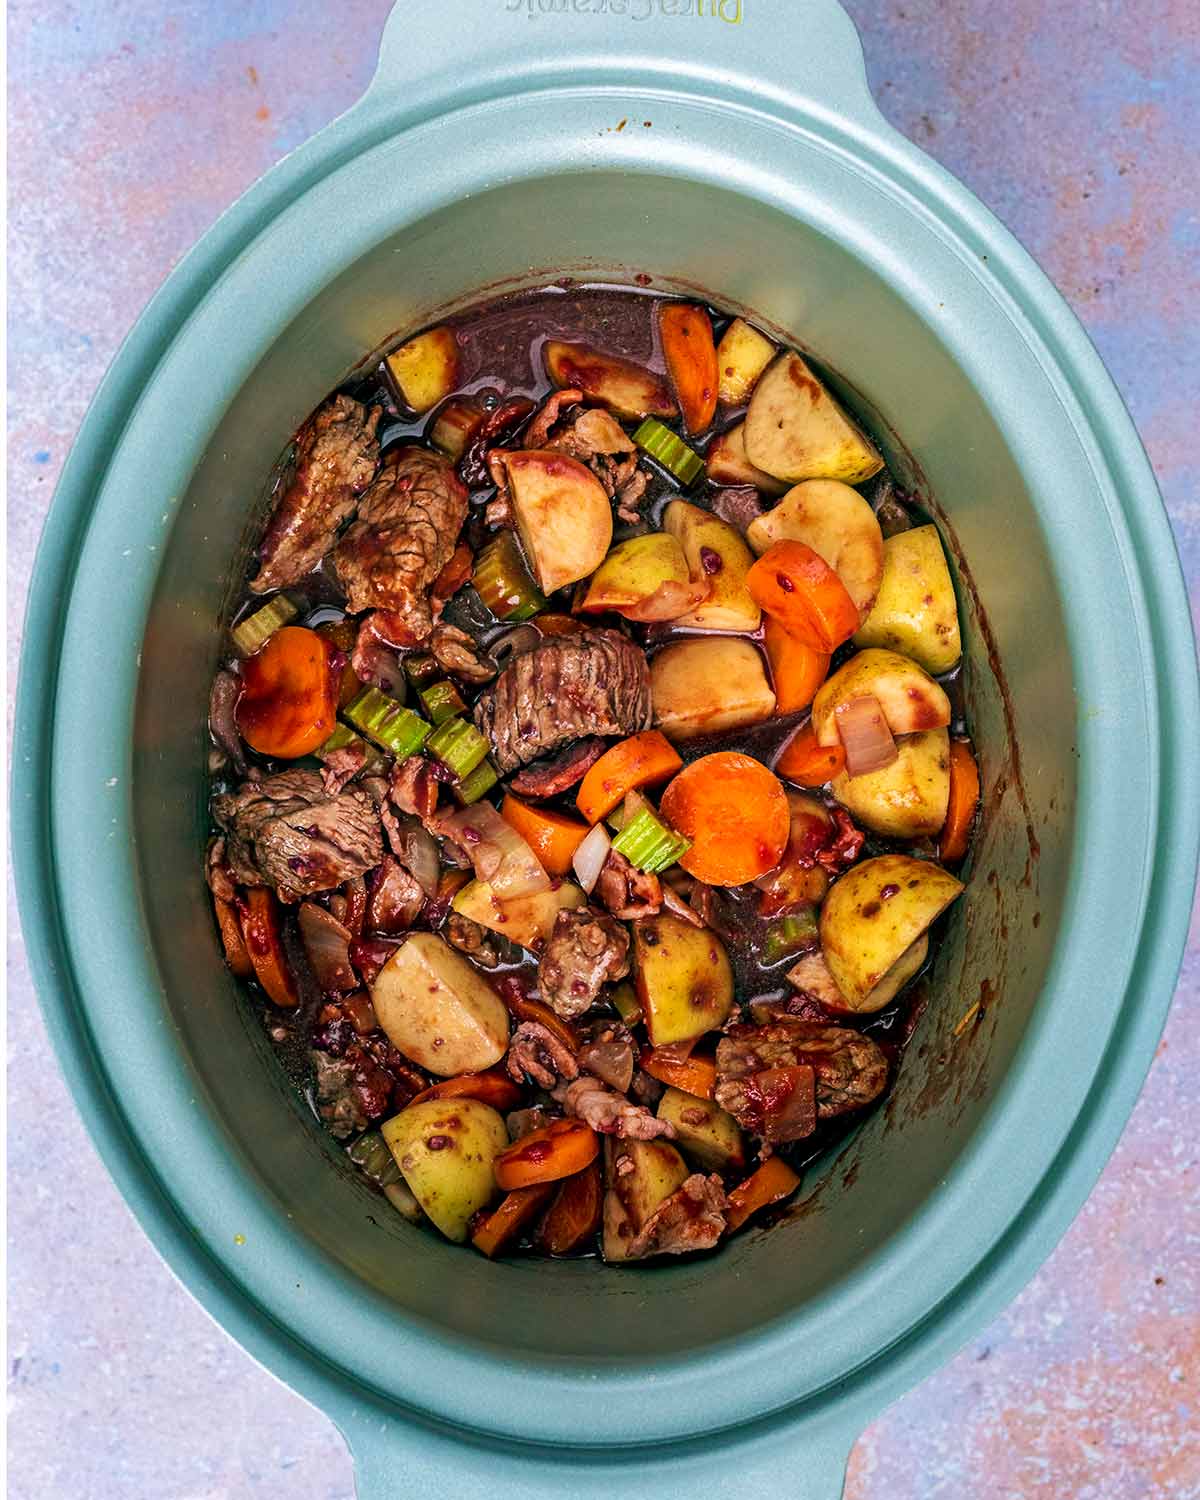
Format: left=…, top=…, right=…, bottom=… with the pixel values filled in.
left=445, top=912, right=500, bottom=969
left=709, top=485, right=765, bottom=535
left=350, top=615, right=408, bottom=696
left=626, top=1174, right=727, bottom=1258
left=333, top=446, right=468, bottom=640
left=251, top=396, right=380, bottom=593
left=473, top=629, right=651, bottom=775
left=321, top=741, right=370, bottom=796
left=553, top=1076, right=675, bottom=1140
left=509, top=737, right=606, bottom=800
left=429, top=622, right=496, bottom=685
left=815, top=808, right=866, bottom=875
left=205, top=836, right=237, bottom=904
left=538, top=908, right=630, bottom=1021
left=506, top=1021, right=579, bottom=1090
left=208, top=669, right=246, bottom=775
left=594, top=848, right=662, bottom=920
left=715, top=1022, right=888, bottom=1141
left=366, top=855, right=425, bottom=935
left=310, top=1046, right=395, bottom=1138
left=212, top=769, right=383, bottom=903
left=389, top=756, right=441, bottom=823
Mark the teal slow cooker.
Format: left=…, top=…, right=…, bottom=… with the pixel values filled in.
left=14, top=1, right=1199, bottom=1494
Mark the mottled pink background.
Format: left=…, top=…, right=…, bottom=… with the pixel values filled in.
left=7, top=1, right=1199, bottom=1496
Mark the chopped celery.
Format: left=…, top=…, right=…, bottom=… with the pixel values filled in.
left=426, top=716, right=489, bottom=781
left=610, top=981, right=644, bottom=1027
left=349, top=1129, right=401, bottom=1186
left=633, top=418, right=705, bottom=487
left=761, top=909, right=820, bottom=964
left=611, top=807, right=691, bottom=873
left=315, top=722, right=382, bottom=771
left=230, top=593, right=298, bottom=657
left=419, top=679, right=468, bottom=726
left=454, top=758, right=500, bottom=806
left=473, top=532, right=546, bottom=621
left=344, top=686, right=431, bottom=759
left=403, top=653, right=441, bottom=688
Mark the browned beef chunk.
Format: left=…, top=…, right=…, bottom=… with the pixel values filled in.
left=366, top=855, right=425, bottom=935
left=212, top=769, right=383, bottom=903
left=350, top=615, right=408, bottom=696
left=205, top=836, right=237, bottom=904
left=321, top=741, right=370, bottom=796
left=251, top=396, right=380, bottom=593
left=553, top=1076, right=674, bottom=1140
left=333, top=446, right=468, bottom=639
left=389, top=756, right=442, bottom=823
left=429, top=622, right=496, bottom=684
left=626, top=1174, right=727, bottom=1258
left=709, top=485, right=765, bottom=535
left=715, top=1022, right=888, bottom=1141
left=473, top=629, right=651, bottom=775
left=506, top=1021, right=579, bottom=1090
left=310, top=1046, right=393, bottom=1138
left=445, top=912, right=500, bottom=969
left=509, top=737, right=606, bottom=800
left=538, top=908, right=630, bottom=1021
left=594, top=849, right=662, bottom=920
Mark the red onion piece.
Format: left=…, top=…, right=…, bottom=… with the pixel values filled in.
left=298, top=902, right=357, bottom=994
left=572, top=822, right=612, bottom=894
left=434, top=802, right=550, bottom=899
left=836, top=695, right=898, bottom=778
left=579, top=1039, right=635, bottom=1094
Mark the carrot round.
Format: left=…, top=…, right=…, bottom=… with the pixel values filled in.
left=407, top=1068, right=523, bottom=1113
left=659, top=751, right=790, bottom=886
left=639, top=1047, right=717, bottom=1100
left=471, top=1182, right=556, bottom=1258
left=763, top=617, right=830, bottom=714
left=726, top=1156, right=802, bottom=1232
left=940, top=738, right=980, bottom=865
left=239, top=889, right=299, bottom=1006
left=537, top=1159, right=603, bottom=1256
left=213, top=894, right=253, bottom=978
left=501, top=991, right=578, bottom=1056
left=493, top=1118, right=599, bottom=1191
left=501, top=794, right=590, bottom=877
left=660, top=303, right=719, bottom=435
left=747, top=541, right=860, bottom=654
left=775, top=724, right=846, bottom=787
left=576, top=731, right=683, bottom=825
left=236, top=625, right=338, bottom=758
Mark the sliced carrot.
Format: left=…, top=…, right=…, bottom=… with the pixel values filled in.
left=660, top=303, right=719, bottom=435
left=726, top=1156, right=802, bottom=1232
left=940, top=738, right=980, bottom=865
left=576, top=731, right=684, bottom=825
left=659, top=751, right=790, bottom=886
left=239, top=889, right=299, bottom=1007
left=236, top=625, right=338, bottom=758
left=776, top=724, right=846, bottom=787
left=471, top=1182, right=556, bottom=1258
left=501, top=794, right=590, bottom=877
left=407, top=1068, right=523, bottom=1113
left=501, top=992, right=579, bottom=1056
left=746, top=541, right=860, bottom=654
left=763, top=617, right=830, bottom=715
left=535, top=613, right=587, bottom=637
left=432, top=541, right=474, bottom=601
left=213, top=894, right=253, bottom=978
left=537, top=1159, right=603, bottom=1255
left=493, top=1118, right=600, bottom=1191
left=639, top=1047, right=716, bottom=1100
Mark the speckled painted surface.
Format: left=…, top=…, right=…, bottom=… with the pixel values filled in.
left=6, top=1, right=1198, bottom=1495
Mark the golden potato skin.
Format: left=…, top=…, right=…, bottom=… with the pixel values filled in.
left=451, top=880, right=586, bottom=950
left=382, top=1098, right=508, bottom=1242
left=385, top=327, right=459, bottom=413
left=811, top=648, right=951, bottom=747
left=657, top=1087, right=746, bottom=1172
left=651, top=637, right=776, bottom=742
left=854, top=524, right=962, bottom=674
left=743, top=352, right=883, bottom=484
left=602, top=1137, right=690, bottom=1262
left=830, top=728, right=951, bottom=839
left=634, top=912, right=735, bottom=1046
left=371, top=934, right=510, bottom=1077
left=503, top=450, right=613, bottom=593
left=663, top=500, right=761, bottom=631
left=582, top=533, right=690, bottom=615
left=704, top=423, right=789, bottom=495
left=820, top=855, right=962, bottom=1009
left=715, top=318, right=776, bottom=405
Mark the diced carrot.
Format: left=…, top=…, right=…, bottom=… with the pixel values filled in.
left=535, top=613, right=586, bottom=637
left=213, top=894, right=253, bottom=978
left=432, top=542, right=474, bottom=601
left=940, top=738, right=980, bottom=865
left=746, top=541, right=860, bottom=654
left=639, top=1047, right=716, bottom=1100
left=537, top=1159, right=603, bottom=1255
left=763, top=617, right=830, bottom=714
left=236, top=625, right=338, bottom=758
left=471, top=1182, right=556, bottom=1258
left=725, top=1156, right=802, bottom=1232
left=660, top=303, right=719, bottom=435
left=576, top=730, right=684, bottom=825
left=239, top=889, right=299, bottom=1007
left=407, top=1068, right=523, bottom=1113
left=493, top=1118, right=600, bottom=1191
left=776, top=724, right=846, bottom=787
left=501, top=794, right=590, bottom=877
left=501, top=992, right=579, bottom=1056
left=659, top=751, right=790, bottom=886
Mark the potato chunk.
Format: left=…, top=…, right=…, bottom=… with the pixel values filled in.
left=746, top=479, right=884, bottom=620
left=663, top=499, right=761, bottom=631
left=602, top=1137, right=689, bottom=1263
left=744, top=352, right=883, bottom=484
left=657, top=1087, right=746, bottom=1172
left=854, top=524, right=962, bottom=673
left=371, top=933, right=510, bottom=1076
left=382, top=1098, right=508, bottom=1242
left=705, top=422, right=788, bottom=495
left=831, top=728, right=951, bottom=838
left=811, top=648, right=951, bottom=747
left=634, top=912, right=734, bottom=1046
left=580, top=533, right=706, bottom=622
left=451, top=879, right=586, bottom=951
left=386, top=327, right=460, bottom=414
left=502, top=450, right=613, bottom=594
left=716, top=318, right=776, bottom=406
left=651, top=637, right=776, bottom=742
left=544, top=340, right=676, bottom=420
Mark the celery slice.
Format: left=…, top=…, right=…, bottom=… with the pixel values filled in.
left=633, top=418, right=705, bottom=487
left=611, top=807, right=691, bottom=873
left=344, top=686, right=431, bottom=759
left=230, top=593, right=298, bottom=657
left=473, top=532, right=546, bottom=621
left=419, top=679, right=468, bottom=726
left=349, top=1130, right=401, bottom=1186
left=454, top=759, right=500, bottom=806
left=315, top=723, right=383, bottom=773
left=426, top=716, right=490, bottom=781
left=761, top=909, right=820, bottom=964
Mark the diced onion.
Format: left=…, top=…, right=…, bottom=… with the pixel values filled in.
left=836, top=695, right=898, bottom=777
left=437, top=802, right=550, bottom=899
left=390, top=814, right=441, bottom=898
left=297, top=902, right=357, bottom=994
left=572, top=822, right=612, bottom=894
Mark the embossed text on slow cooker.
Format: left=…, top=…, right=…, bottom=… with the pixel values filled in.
left=505, top=0, right=744, bottom=22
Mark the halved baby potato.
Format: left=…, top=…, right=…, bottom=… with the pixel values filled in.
left=705, top=422, right=789, bottom=496
left=451, top=879, right=586, bottom=951
left=602, top=1137, right=689, bottom=1262
left=651, top=637, right=776, bottom=742
left=830, top=728, right=951, bottom=838
left=820, top=854, right=962, bottom=1010
left=634, top=911, right=735, bottom=1046
left=744, top=352, right=883, bottom=484
left=544, top=340, right=676, bottom=421
left=716, top=318, right=776, bottom=406
left=501, top=450, right=613, bottom=594
left=657, top=1087, right=746, bottom=1173
left=746, top=479, right=884, bottom=620
left=811, top=648, right=951, bottom=747
left=854, top=523, right=962, bottom=674
left=662, top=500, right=761, bottom=631
left=371, top=933, right=510, bottom=1076
left=580, top=533, right=709, bottom=622
left=382, top=1097, right=508, bottom=1242
left=386, top=326, right=460, bottom=414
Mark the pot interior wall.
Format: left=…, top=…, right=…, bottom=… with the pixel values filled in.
left=135, top=172, right=1071, bottom=1359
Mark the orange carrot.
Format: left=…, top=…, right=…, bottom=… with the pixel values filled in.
left=537, top=1159, right=603, bottom=1255
left=725, top=1157, right=802, bottom=1232
left=407, top=1068, right=523, bottom=1113
left=763, top=617, right=830, bottom=714
left=746, top=541, right=860, bottom=654
left=236, top=625, right=338, bottom=758
left=660, top=303, right=719, bottom=435
left=659, top=751, right=790, bottom=886
left=239, top=889, right=299, bottom=1007
left=576, top=731, right=683, bottom=825
left=501, top=992, right=579, bottom=1056
left=940, top=738, right=980, bottom=865
left=639, top=1047, right=717, bottom=1100
left=501, top=794, right=590, bottom=877
left=776, top=724, right=846, bottom=787
left=213, top=894, right=253, bottom=978
left=471, top=1182, right=556, bottom=1258
left=432, top=542, right=474, bottom=601
left=493, top=1118, right=600, bottom=1191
